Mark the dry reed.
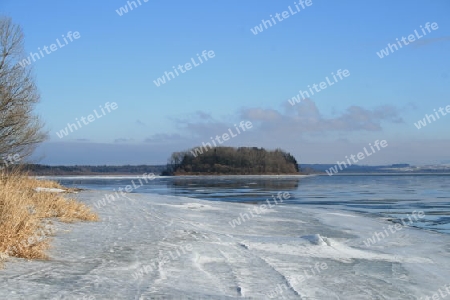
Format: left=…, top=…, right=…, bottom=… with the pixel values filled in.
left=0, top=169, right=98, bottom=266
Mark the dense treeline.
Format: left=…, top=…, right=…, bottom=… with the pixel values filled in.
left=25, top=164, right=166, bottom=175
left=165, top=147, right=300, bottom=175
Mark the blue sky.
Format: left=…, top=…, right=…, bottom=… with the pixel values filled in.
left=1, top=0, right=449, bottom=165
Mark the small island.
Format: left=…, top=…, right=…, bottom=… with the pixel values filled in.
left=164, top=146, right=300, bottom=175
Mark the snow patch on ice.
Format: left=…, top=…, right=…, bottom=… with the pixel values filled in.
left=326, top=212, right=357, bottom=218
left=34, top=187, right=66, bottom=193
left=301, top=234, right=332, bottom=246
left=166, top=202, right=219, bottom=210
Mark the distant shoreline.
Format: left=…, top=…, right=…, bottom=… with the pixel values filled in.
left=25, top=163, right=450, bottom=176
left=35, top=174, right=311, bottom=179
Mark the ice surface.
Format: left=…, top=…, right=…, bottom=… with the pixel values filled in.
left=0, top=190, right=449, bottom=299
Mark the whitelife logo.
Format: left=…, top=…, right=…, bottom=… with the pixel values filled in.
left=0, top=153, right=21, bottom=172
left=18, top=31, right=81, bottom=68
left=153, top=50, right=215, bottom=87
left=250, top=0, right=313, bottom=35
left=228, top=192, right=291, bottom=228
left=190, top=121, right=252, bottom=157
left=326, top=140, right=388, bottom=176
left=376, top=22, right=439, bottom=58
left=115, top=0, right=149, bottom=16
left=414, top=104, right=450, bottom=129
left=288, top=69, right=350, bottom=106
left=363, top=211, right=425, bottom=247
left=420, top=283, right=450, bottom=300
left=56, top=102, right=118, bottom=139
left=94, top=173, right=156, bottom=209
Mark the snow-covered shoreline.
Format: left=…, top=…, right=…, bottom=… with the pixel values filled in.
left=1, top=190, right=449, bottom=299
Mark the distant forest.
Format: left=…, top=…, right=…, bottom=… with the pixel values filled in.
left=21, top=162, right=443, bottom=176
left=164, top=147, right=300, bottom=175
left=24, top=164, right=166, bottom=176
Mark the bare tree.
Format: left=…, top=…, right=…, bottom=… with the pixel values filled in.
left=0, top=16, right=46, bottom=160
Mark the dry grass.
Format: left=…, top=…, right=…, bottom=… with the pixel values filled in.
left=0, top=169, right=98, bottom=266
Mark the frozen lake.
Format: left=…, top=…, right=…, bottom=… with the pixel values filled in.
left=48, top=174, right=450, bottom=234
left=1, top=175, right=449, bottom=299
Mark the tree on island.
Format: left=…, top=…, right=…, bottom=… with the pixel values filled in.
left=164, top=147, right=300, bottom=175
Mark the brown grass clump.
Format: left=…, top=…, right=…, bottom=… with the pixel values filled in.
left=0, top=169, right=98, bottom=266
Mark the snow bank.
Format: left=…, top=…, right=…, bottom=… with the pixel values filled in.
left=34, top=187, right=66, bottom=193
